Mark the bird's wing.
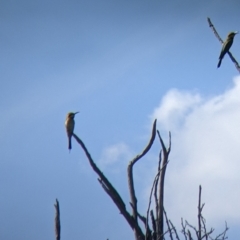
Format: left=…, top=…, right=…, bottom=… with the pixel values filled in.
left=219, top=40, right=233, bottom=59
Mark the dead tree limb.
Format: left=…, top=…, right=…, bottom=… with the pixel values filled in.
left=156, top=131, right=171, bottom=240
left=207, top=17, right=240, bottom=72
left=154, top=150, right=162, bottom=235
left=127, top=119, right=157, bottom=240
left=163, top=208, right=173, bottom=240
left=145, top=158, right=169, bottom=240
left=169, top=220, right=180, bottom=240
left=54, top=199, right=61, bottom=240
left=179, top=186, right=229, bottom=240
left=73, top=133, right=142, bottom=237
left=198, top=185, right=202, bottom=240
left=150, top=210, right=157, bottom=240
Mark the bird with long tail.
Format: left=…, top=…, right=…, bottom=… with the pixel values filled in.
left=217, top=31, right=238, bottom=68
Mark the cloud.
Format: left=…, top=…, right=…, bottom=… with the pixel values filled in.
left=98, top=143, right=133, bottom=171
left=148, top=76, right=240, bottom=229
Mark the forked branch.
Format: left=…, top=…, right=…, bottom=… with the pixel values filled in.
left=127, top=119, right=157, bottom=240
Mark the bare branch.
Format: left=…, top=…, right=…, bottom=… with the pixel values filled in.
left=212, top=222, right=228, bottom=240
left=156, top=131, right=171, bottom=239
left=163, top=208, right=173, bottom=240
left=198, top=185, right=202, bottom=240
left=188, top=230, right=193, bottom=240
left=169, top=220, right=181, bottom=240
left=145, top=171, right=159, bottom=240
left=185, top=220, right=198, bottom=239
left=207, top=17, right=240, bottom=73
left=73, top=133, right=144, bottom=239
left=154, top=150, right=162, bottom=229
left=150, top=210, right=157, bottom=239
left=181, top=218, right=188, bottom=240
left=128, top=119, right=157, bottom=239
left=145, top=159, right=169, bottom=240
left=54, top=199, right=61, bottom=240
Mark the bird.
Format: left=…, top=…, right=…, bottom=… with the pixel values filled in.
left=65, top=112, right=79, bottom=151
left=217, top=31, right=238, bottom=68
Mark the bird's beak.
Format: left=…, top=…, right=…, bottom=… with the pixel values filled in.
left=74, top=112, right=79, bottom=115
left=234, top=31, right=239, bottom=35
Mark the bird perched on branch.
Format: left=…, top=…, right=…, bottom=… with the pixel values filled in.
left=217, top=31, right=238, bottom=68
left=65, top=112, right=79, bottom=150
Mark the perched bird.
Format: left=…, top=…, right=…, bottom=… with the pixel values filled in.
left=65, top=112, right=79, bottom=150
left=217, top=31, right=238, bottom=68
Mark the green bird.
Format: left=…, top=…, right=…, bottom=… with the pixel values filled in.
left=65, top=112, right=79, bottom=150
left=217, top=31, right=238, bottom=68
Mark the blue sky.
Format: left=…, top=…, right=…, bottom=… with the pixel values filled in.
left=0, top=1, right=240, bottom=239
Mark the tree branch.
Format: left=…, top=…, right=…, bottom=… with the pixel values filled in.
left=156, top=131, right=171, bottom=239
left=73, top=133, right=140, bottom=236
left=127, top=119, right=157, bottom=239
left=54, top=199, right=61, bottom=240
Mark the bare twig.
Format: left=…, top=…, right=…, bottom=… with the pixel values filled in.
left=54, top=199, right=61, bottom=240
left=169, top=220, right=181, bottom=240
left=207, top=17, right=240, bottom=72
left=163, top=208, right=173, bottom=240
left=150, top=210, right=157, bottom=240
left=185, top=220, right=198, bottom=239
left=128, top=119, right=157, bottom=239
left=200, top=215, right=214, bottom=240
left=188, top=230, right=193, bottom=240
left=213, top=222, right=228, bottom=240
left=181, top=218, right=188, bottom=240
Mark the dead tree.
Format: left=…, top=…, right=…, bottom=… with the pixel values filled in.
left=73, top=119, right=171, bottom=240
left=72, top=120, right=228, bottom=240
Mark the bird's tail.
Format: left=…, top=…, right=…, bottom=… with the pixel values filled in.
left=217, top=59, right=222, bottom=68
left=68, top=137, right=72, bottom=150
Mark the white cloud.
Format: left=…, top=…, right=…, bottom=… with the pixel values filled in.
left=98, top=143, right=133, bottom=171
left=148, top=76, right=240, bottom=230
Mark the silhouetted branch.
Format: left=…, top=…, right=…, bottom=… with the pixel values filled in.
left=185, top=220, right=198, bottom=239
left=207, top=17, right=240, bottom=72
left=198, top=185, right=202, bottom=240
left=163, top=208, right=173, bottom=240
left=127, top=119, right=157, bottom=240
left=214, top=222, right=228, bottom=240
left=73, top=133, right=139, bottom=235
left=54, top=199, right=61, bottom=240
left=154, top=150, right=162, bottom=232
left=150, top=210, right=157, bottom=240
left=179, top=186, right=229, bottom=240
left=73, top=120, right=228, bottom=240
left=156, top=131, right=171, bottom=240
left=181, top=218, right=188, bottom=240
left=145, top=158, right=169, bottom=240
left=169, top=220, right=180, bottom=240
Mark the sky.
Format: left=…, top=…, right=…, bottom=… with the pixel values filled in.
left=0, top=0, right=240, bottom=239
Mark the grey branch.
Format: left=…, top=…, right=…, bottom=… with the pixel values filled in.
left=156, top=131, right=171, bottom=240
left=73, top=133, right=143, bottom=239
left=54, top=199, right=61, bottom=240
left=127, top=119, right=157, bottom=240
